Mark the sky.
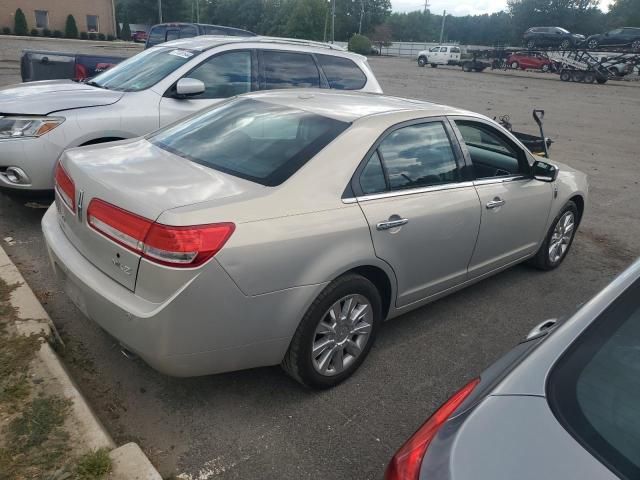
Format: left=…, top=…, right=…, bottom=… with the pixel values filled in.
left=391, top=0, right=614, bottom=16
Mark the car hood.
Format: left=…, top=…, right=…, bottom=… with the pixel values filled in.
left=0, top=80, right=124, bottom=115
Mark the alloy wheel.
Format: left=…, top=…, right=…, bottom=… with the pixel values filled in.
left=311, top=294, right=373, bottom=377
left=588, top=39, right=598, bottom=49
left=632, top=40, right=640, bottom=51
left=548, top=211, right=575, bottom=263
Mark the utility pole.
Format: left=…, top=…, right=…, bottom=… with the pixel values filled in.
left=423, top=0, right=429, bottom=13
left=358, top=0, right=364, bottom=35
left=331, top=0, right=335, bottom=44
left=196, top=0, right=200, bottom=23
left=323, top=6, right=329, bottom=42
left=439, top=10, right=446, bottom=44
left=158, top=0, right=163, bottom=23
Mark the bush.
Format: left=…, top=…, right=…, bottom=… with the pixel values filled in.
left=121, top=21, right=131, bottom=41
left=97, top=33, right=105, bottom=41
left=14, top=8, right=28, bottom=36
left=53, top=30, right=62, bottom=38
left=348, top=34, right=372, bottom=55
left=42, top=28, right=51, bottom=37
left=80, top=31, right=88, bottom=40
left=1, top=27, right=10, bottom=35
left=65, top=14, right=78, bottom=38
left=30, top=28, right=39, bottom=36
left=88, top=32, right=97, bottom=40
left=107, top=34, right=115, bottom=41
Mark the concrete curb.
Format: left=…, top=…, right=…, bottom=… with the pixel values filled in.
left=0, top=245, right=161, bottom=480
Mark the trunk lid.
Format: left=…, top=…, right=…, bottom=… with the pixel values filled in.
left=56, top=138, right=264, bottom=291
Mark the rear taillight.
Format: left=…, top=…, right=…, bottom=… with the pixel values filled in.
left=87, top=199, right=234, bottom=268
left=54, top=162, right=76, bottom=212
left=74, top=63, right=88, bottom=81
left=384, top=378, right=480, bottom=480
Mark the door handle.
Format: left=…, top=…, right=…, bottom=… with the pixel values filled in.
left=486, top=198, right=505, bottom=209
left=376, top=218, right=409, bottom=230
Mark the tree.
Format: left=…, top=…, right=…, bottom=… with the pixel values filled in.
left=609, top=0, right=640, bottom=26
left=507, top=0, right=604, bottom=36
left=65, top=14, right=78, bottom=38
left=370, top=23, right=392, bottom=51
left=286, top=0, right=328, bottom=40
left=14, top=8, right=28, bottom=36
left=121, top=14, right=131, bottom=41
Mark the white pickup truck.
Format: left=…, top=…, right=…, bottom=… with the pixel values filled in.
left=417, top=45, right=461, bottom=67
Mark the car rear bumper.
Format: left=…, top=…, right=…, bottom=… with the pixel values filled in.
left=42, top=204, right=325, bottom=377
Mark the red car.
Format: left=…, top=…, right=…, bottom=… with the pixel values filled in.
left=507, top=51, right=554, bottom=72
left=131, top=30, right=148, bottom=43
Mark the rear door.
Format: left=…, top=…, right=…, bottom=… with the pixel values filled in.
left=355, top=118, right=481, bottom=307
left=159, top=49, right=256, bottom=127
left=450, top=117, right=552, bottom=278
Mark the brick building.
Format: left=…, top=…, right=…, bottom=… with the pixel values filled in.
left=0, top=0, right=116, bottom=36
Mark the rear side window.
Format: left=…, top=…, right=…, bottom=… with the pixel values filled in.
left=316, top=54, right=366, bottom=90
left=262, top=51, right=320, bottom=89
left=147, top=26, right=166, bottom=46
left=151, top=98, right=349, bottom=186
left=377, top=122, right=459, bottom=191
left=451, top=47, right=461, bottom=53
left=548, top=279, right=640, bottom=480
left=186, top=51, right=252, bottom=99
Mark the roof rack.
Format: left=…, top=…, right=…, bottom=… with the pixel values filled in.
left=250, top=36, right=347, bottom=51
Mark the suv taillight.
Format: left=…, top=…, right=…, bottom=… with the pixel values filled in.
left=54, top=162, right=76, bottom=213
left=87, top=199, right=234, bottom=268
left=384, top=378, right=480, bottom=480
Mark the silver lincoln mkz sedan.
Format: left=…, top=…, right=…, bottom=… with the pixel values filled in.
left=43, top=90, right=588, bottom=388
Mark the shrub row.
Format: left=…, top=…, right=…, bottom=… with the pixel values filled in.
left=2, top=9, right=116, bottom=41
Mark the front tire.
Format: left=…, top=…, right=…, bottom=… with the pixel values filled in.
left=560, top=39, right=571, bottom=50
left=511, top=61, right=519, bottom=69
left=281, top=274, right=382, bottom=389
left=588, top=39, right=599, bottom=49
left=529, top=201, right=579, bottom=270
left=418, top=56, right=427, bottom=67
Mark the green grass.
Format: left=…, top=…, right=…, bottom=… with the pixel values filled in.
left=74, top=448, right=112, bottom=479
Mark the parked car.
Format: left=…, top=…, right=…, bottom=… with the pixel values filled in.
left=384, top=257, right=640, bottom=480
left=586, top=27, right=640, bottom=51
left=145, top=22, right=255, bottom=49
left=417, top=45, right=461, bottom=67
left=131, top=30, right=148, bottom=43
left=20, top=50, right=124, bottom=82
left=507, top=51, right=554, bottom=72
left=42, top=90, right=587, bottom=388
left=523, top=26, right=585, bottom=50
left=0, top=36, right=381, bottom=190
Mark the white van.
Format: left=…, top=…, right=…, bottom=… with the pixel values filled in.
left=417, top=45, right=461, bottom=67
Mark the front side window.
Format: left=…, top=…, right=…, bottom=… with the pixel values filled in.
left=151, top=99, right=350, bottom=186
left=316, top=54, right=366, bottom=90
left=35, top=10, right=48, bottom=29
left=262, top=51, right=320, bottom=89
left=90, top=47, right=200, bottom=92
left=548, top=278, right=640, bottom=480
left=87, top=15, right=99, bottom=32
left=147, top=26, right=166, bottom=46
left=429, top=46, right=440, bottom=52
left=451, top=47, right=461, bottom=53
left=185, top=51, right=252, bottom=99
left=377, top=122, right=459, bottom=191
left=454, top=120, right=524, bottom=179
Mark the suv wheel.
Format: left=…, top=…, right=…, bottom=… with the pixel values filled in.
left=529, top=201, right=578, bottom=270
left=560, top=70, right=571, bottom=81
left=588, top=39, right=599, bottom=49
left=560, top=39, right=571, bottom=50
left=281, top=274, right=382, bottom=389
left=632, top=40, right=640, bottom=51
left=418, top=56, right=427, bottom=67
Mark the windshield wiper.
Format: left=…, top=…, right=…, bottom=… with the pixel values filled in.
left=85, top=80, right=108, bottom=90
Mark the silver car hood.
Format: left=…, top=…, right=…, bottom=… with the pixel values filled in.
left=0, top=80, right=124, bottom=115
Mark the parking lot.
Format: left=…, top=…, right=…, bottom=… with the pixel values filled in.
left=1, top=50, right=639, bottom=479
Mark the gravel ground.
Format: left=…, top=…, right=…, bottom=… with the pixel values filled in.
left=0, top=49, right=639, bottom=479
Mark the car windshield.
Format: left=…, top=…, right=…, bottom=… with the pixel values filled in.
left=89, top=47, right=199, bottom=92
left=150, top=98, right=350, bottom=186
left=548, top=277, right=640, bottom=479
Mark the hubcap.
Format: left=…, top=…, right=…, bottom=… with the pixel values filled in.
left=311, top=294, right=372, bottom=376
left=548, top=211, right=575, bottom=263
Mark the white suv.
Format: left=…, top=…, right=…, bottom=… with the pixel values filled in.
left=0, top=36, right=382, bottom=190
left=417, top=45, right=461, bottom=68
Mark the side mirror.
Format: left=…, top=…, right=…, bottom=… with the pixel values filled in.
left=175, top=78, right=205, bottom=98
left=532, top=160, right=558, bottom=182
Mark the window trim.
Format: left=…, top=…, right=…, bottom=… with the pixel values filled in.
left=447, top=115, right=534, bottom=182
left=34, top=10, right=48, bottom=29
left=314, top=53, right=367, bottom=90
left=546, top=278, right=640, bottom=480
left=345, top=116, right=468, bottom=201
left=163, top=48, right=258, bottom=99
left=86, top=14, right=99, bottom=33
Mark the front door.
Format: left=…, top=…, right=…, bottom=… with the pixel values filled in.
left=159, top=50, right=255, bottom=127
left=450, top=118, right=553, bottom=278
left=355, top=119, right=481, bottom=307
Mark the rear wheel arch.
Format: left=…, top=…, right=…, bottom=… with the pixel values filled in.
left=349, top=265, right=393, bottom=320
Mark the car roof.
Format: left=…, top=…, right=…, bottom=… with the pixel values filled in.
left=157, top=35, right=350, bottom=54
left=238, top=89, right=473, bottom=122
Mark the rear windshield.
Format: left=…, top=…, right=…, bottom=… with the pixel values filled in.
left=150, top=98, right=350, bottom=186
left=547, top=278, right=640, bottom=479
left=90, top=47, right=199, bottom=91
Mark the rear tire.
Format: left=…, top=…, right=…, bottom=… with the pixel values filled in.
left=587, top=39, right=599, bottom=49
left=632, top=40, right=640, bottom=51
left=541, top=63, right=550, bottom=72
left=511, top=61, right=519, bottom=69
left=560, top=39, right=571, bottom=50
left=529, top=201, right=579, bottom=270
left=571, top=71, right=585, bottom=82
left=583, top=72, right=596, bottom=83
left=559, top=70, right=571, bottom=82
left=462, top=63, right=472, bottom=72
left=281, top=274, right=382, bottom=389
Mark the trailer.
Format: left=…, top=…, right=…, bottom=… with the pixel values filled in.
left=544, top=48, right=640, bottom=84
